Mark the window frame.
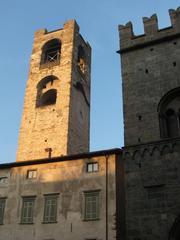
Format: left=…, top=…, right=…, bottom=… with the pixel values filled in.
left=27, top=169, right=37, bottom=179
left=86, top=162, right=99, bottom=173
left=84, top=190, right=100, bottom=221
left=43, top=194, right=59, bottom=224
left=20, top=196, right=36, bottom=224
left=40, top=39, right=61, bottom=68
left=0, top=198, right=6, bottom=225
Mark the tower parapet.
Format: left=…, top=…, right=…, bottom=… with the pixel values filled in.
left=118, top=7, right=180, bottom=53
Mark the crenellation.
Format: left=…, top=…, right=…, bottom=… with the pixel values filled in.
left=34, top=29, right=47, bottom=38
left=143, top=14, right=158, bottom=35
left=63, top=19, right=79, bottom=32
left=169, top=7, right=180, bottom=28
left=119, top=8, right=180, bottom=52
left=118, top=21, right=134, bottom=41
left=34, top=20, right=79, bottom=36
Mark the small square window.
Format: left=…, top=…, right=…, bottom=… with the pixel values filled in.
left=87, top=163, right=98, bottom=173
left=27, top=170, right=37, bottom=179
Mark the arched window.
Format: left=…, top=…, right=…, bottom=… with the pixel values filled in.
left=36, top=76, right=58, bottom=107
left=38, top=89, right=57, bottom=106
left=77, top=46, right=86, bottom=74
left=158, top=88, right=180, bottom=138
left=41, top=39, right=61, bottom=66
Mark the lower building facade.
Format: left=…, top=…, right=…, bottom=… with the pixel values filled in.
left=0, top=149, right=124, bottom=240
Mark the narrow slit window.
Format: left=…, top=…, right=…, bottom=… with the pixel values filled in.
left=173, top=62, right=177, bottom=67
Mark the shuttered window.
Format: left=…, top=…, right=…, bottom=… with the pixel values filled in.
left=84, top=191, right=100, bottom=220
left=0, top=198, right=6, bottom=224
left=43, top=195, right=58, bottom=223
left=21, top=197, right=35, bottom=224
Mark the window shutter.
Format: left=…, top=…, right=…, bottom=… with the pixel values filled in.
left=43, top=195, right=58, bottom=223
left=21, top=197, right=35, bottom=224
left=84, top=191, right=100, bottom=220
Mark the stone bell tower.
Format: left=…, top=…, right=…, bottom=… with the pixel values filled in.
left=17, top=20, right=91, bottom=162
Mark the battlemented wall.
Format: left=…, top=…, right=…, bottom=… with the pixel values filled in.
left=119, top=7, right=180, bottom=146
left=16, top=20, right=91, bottom=162
left=118, top=7, right=180, bottom=240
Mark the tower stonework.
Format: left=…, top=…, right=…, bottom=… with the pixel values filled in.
left=17, top=20, right=91, bottom=162
left=120, top=9, right=180, bottom=146
left=119, top=8, right=180, bottom=240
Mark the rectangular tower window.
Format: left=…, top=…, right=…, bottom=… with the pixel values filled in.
left=0, top=198, right=6, bottom=224
left=87, top=162, right=99, bottom=173
left=43, top=194, right=58, bottom=223
left=84, top=191, right=100, bottom=221
left=27, top=170, right=37, bottom=179
left=21, top=197, right=35, bottom=224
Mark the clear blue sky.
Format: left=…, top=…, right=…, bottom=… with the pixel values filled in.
left=0, top=1, right=179, bottom=163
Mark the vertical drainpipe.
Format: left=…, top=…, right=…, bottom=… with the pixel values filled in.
left=116, top=152, right=126, bottom=240
left=105, top=155, right=109, bottom=240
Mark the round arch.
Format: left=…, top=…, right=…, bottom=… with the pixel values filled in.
left=158, top=87, right=180, bottom=139
left=36, top=75, right=59, bottom=107
left=158, top=87, right=180, bottom=113
left=41, top=38, right=61, bottom=65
